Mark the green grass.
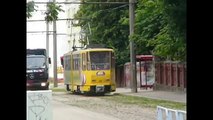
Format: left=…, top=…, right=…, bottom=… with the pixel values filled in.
left=102, top=94, right=186, bottom=110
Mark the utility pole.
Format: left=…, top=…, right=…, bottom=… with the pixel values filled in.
left=129, top=0, right=137, bottom=93
left=46, top=0, right=50, bottom=67
left=53, top=0, right=58, bottom=87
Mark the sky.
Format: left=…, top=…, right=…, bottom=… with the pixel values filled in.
left=27, top=0, right=69, bottom=59
left=27, top=0, right=80, bottom=77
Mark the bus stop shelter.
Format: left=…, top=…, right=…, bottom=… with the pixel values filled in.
left=136, top=55, right=154, bottom=89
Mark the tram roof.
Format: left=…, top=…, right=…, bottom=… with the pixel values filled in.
left=63, top=48, right=114, bottom=56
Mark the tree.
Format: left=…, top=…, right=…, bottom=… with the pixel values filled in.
left=131, top=0, right=186, bottom=61
left=74, top=0, right=130, bottom=66
left=149, top=0, right=186, bottom=61
left=26, top=1, right=64, bottom=23
left=74, top=0, right=186, bottom=62
left=26, top=1, right=37, bottom=18
left=27, top=0, right=186, bottom=64
left=45, top=2, right=64, bottom=23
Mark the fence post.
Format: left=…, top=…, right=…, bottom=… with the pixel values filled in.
left=175, top=63, right=178, bottom=87
left=157, top=107, right=163, bottom=120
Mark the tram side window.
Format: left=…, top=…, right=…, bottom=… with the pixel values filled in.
left=64, top=56, right=71, bottom=70
left=74, top=58, right=80, bottom=70
left=74, top=59, right=76, bottom=70
left=87, top=52, right=91, bottom=70
left=65, top=56, right=68, bottom=70
left=82, top=53, right=86, bottom=71
left=67, top=56, right=71, bottom=70
left=77, top=59, right=80, bottom=70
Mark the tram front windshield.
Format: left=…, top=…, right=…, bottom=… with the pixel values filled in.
left=90, top=51, right=110, bottom=70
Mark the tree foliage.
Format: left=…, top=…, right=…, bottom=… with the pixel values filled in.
left=74, top=0, right=130, bottom=66
left=26, top=1, right=64, bottom=23
left=27, top=0, right=186, bottom=66
left=133, top=0, right=186, bottom=61
left=26, top=1, right=37, bottom=18
left=74, top=0, right=186, bottom=65
left=45, top=2, right=64, bottom=23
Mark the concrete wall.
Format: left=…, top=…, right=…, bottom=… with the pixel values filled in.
left=27, top=90, right=52, bottom=120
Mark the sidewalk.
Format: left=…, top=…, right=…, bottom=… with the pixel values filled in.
left=50, top=83, right=186, bottom=104
left=112, top=88, right=186, bottom=103
left=49, top=83, right=65, bottom=89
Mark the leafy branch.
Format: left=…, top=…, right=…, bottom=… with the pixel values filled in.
left=45, top=2, right=65, bottom=23
left=26, top=1, right=38, bottom=18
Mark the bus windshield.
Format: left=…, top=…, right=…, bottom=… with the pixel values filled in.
left=27, top=56, right=46, bottom=69
left=90, top=51, right=110, bottom=70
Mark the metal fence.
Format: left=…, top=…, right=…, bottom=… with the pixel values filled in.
left=155, top=61, right=186, bottom=91
left=115, top=61, right=186, bottom=91
left=157, top=106, right=186, bottom=120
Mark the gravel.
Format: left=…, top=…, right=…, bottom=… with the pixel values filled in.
left=52, top=92, right=156, bottom=120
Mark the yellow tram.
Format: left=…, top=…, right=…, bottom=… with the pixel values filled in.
left=62, top=46, right=116, bottom=94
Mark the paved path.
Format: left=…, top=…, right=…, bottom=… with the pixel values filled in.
left=53, top=100, right=120, bottom=120
left=113, top=88, right=186, bottom=103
